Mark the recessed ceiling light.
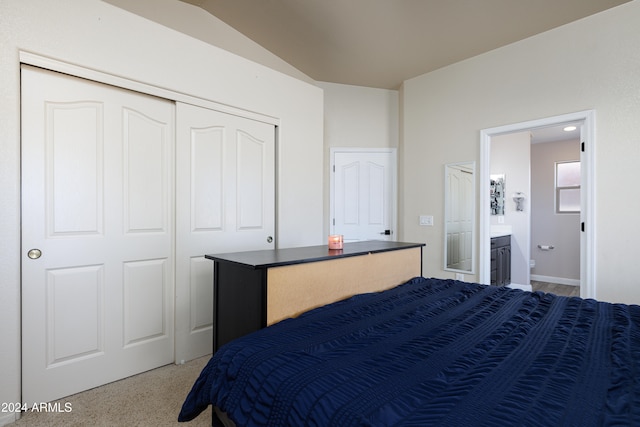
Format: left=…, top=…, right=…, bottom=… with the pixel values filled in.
left=563, top=126, right=577, bottom=132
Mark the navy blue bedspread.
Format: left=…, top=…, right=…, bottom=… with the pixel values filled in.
left=179, top=277, right=640, bottom=426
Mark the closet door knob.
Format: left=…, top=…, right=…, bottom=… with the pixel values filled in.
left=27, top=248, right=42, bottom=259
left=266, top=236, right=273, bottom=243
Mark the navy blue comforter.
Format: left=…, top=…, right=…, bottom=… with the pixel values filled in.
left=179, top=277, right=640, bottom=426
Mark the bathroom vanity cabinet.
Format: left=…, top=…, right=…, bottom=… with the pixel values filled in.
left=490, top=235, right=511, bottom=286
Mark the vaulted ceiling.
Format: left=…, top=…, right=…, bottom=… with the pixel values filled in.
left=179, top=0, right=630, bottom=89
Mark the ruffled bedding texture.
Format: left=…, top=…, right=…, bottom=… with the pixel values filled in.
left=179, top=277, right=640, bottom=426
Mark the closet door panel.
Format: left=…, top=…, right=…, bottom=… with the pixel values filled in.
left=21, top=65, right=175, bottom=404
left=175, top=103, right=275, bottom=361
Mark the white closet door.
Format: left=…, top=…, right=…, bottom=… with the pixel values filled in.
left=21, top=66, right=175, bottom=404
left=175, top=103, right=276, bottom=362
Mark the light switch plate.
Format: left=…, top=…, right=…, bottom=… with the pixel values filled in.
left=419, top=215, right=433, bottom=226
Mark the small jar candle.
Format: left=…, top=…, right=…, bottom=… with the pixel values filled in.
left=328, top=234, right=343, bottom=250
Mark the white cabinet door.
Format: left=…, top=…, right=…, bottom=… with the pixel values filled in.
left=332, top=150, right=396, bottom=242
left=175, top=103, right=276, bottom=362
left=21, top=66, right=175, bottom=404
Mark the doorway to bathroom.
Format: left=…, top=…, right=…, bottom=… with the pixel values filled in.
left=479, top=110, right=595, bottom=299
left=530, top=133, right=581, bottom=293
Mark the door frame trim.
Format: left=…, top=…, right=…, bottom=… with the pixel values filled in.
left=479, top=110, right=596, bottom=299
left=329, top=147, right=398, bottom=240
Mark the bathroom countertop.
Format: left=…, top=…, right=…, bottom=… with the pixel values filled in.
left=490, top=225, right=512, bottom=238
left=490, top=231, right=512, bottom=238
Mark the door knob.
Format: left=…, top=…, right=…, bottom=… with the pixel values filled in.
left=267, top=236, right=273, bottom=243
left=27, top=248, right=42, bottom=259
left=379, top=230, right=392, bottom=235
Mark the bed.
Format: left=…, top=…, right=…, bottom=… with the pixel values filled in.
left=178, top=276, right=640, bottom=426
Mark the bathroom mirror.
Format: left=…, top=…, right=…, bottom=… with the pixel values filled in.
left=444, top=162, right=476, bottom=273
left=490, top=174, right=505, bottom=215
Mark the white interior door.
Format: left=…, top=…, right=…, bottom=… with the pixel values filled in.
left=21, top=66, right=175, bottom=404
left=175, top=103, right=275, bottom=362
left=331, top=149, right=396, bottom=242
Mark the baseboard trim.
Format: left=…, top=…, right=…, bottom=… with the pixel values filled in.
left=0, top=412, right=17, bottom=427
left=531, top=274, right=580, bottom=287
left=507, top=283, right=533, bottom=292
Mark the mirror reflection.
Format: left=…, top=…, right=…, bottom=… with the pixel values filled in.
left=445, top=162, right=475, bottom=273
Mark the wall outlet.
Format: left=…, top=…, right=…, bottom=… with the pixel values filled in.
left=419, top=215, right=433, bottom=226
left=455, top=273, right=465, bottom=281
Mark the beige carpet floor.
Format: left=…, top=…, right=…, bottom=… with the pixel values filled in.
left=10, top=356, right=212, bottom=427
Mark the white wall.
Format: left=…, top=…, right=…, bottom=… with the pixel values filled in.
left=0, top=0, right=323, bottom=422
left=317, top=81, right=399, bottom=237
left=491, top=132, right=531, bottom=286
left=318, top=82, right=399, bottom=149
left=402, top=1, right=640, bottom=304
